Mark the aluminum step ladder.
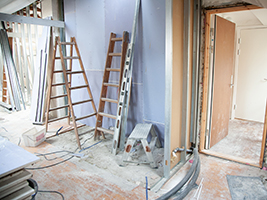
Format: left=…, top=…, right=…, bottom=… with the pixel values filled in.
left=94, top=32, right=129, bottom=140
left=45, top=36, right=97, bottom=149
left=121, top=124, right=161, bottom=168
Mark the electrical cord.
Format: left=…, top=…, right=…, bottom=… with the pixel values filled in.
left=27, top=178, right=64, bottom=200
left=156, top=148, right=200, bottom=200
left=25, top=156, right=74, bottom=170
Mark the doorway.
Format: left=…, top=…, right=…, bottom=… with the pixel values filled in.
left=199, top=5, right=267, bottom=168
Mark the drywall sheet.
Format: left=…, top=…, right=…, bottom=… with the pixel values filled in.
left=64, top=0, right=166, bottom=143
left=64, top=0, right=105, bottom=126
left=0, top=136, right=39, bottom=178
left=142, top=1, right=165, bottom=131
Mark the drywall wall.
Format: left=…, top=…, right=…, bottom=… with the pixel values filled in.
left=235, top=28, right=267, bottom=123
left=64, top=0, right=165, bottom=143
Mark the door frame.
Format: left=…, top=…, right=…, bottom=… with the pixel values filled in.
left=199, top=5, right=266, bottom=168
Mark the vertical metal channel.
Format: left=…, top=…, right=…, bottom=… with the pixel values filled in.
left=26, top=6, right=35, bottom=83
left=20, top=10, right=31, bottom=103
left=164, top=0, right=173, bottom=178
left=190, top=0, right=201, bottom=144
left=181, top=0, right=190, bottom=162
left=117, top=0, right=141, bottom=151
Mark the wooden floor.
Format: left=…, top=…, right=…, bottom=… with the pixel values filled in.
left=1, top=108, right=267, bottom=199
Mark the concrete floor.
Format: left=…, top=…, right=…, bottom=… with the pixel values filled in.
left=1, top=107, right=267, bottom=199
left=210, top=119, right=264, bottom=165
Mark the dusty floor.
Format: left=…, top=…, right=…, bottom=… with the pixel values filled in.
left=210, top=119, right=264, bottom=164
left=1, top=107, right=267, bottom=199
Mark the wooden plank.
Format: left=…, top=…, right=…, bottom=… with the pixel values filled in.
left=199, top=11, right=210, bottom=151
left=201, top=149, right=260, bottom=168
left=75, top=113, right=97, bottom=121
left=49, top=104, right=69, bottom=112
left=101, top=98, right=118, bottom=104
left=46, top=124, right=86, bottom=138
left=260, top=100, right=267, bottom=167
left=72, top=99, right=93, bottom=105
left=97, top=127, right=114, bottom=135
left=98, top=112, right=117, bottom=119
left=103, top=83, right=119, bottom=87
left=109, top=52, right=122, bottom=57
left=47, top=115, right=69, bottom=123
left=69, top=85, right=88, bottom=90
left=206, top=5, right=261, bottom=15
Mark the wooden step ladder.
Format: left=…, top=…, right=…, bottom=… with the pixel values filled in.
left=94, top=32, right=129, bottom=140
left=45, top=36, right=97, bottom=149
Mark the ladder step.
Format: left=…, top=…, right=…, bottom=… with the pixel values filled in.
left=54, top=70, right=71, bottom=73
left=103, top=83, right=119, bottom=87
left=55, top=56, right=79, bottom=60
left=101, top=98, right=118, bottom=104
left=72, top=99, right=93, bottom=106
left=109, top=53, right=122, bottom=57
left=52, top=82, right=70, bottom=87
left=49, top=105, right=69, bottom=111
left=48, top=115, right=69, bottom=123
left=59, top=42, right=75, bottom=45
left=66, top=70, right=84, bottom=74
left=50, top=94, right=68, bottom=99
left=69, top=85, right=88, bottom=90
left=98, top=112, right=117, bottom=119
left=111, top=37, right=123, bottom=41
left=75, top=113, right=97, bottom=121
left=106, top=68, right=120, bottom=72
left=96, top=127, right=114, bottom=135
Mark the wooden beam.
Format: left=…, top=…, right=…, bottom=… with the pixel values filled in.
left=260, top=100, right=267, bottom=167
left=0, top=12, right=64, bottom=28
left=201, top=149, right=260, bottom=168
left=206, top=5, right=261, bottom=15
left=199, top=12, right=210, bottom=151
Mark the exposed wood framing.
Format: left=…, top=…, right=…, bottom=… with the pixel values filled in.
left=199, top=5, right=263, bottom=167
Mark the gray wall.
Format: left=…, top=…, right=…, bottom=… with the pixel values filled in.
left=64, top=0, right=165, bottom=144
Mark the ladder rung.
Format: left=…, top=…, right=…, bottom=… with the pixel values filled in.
left=60, top=42, right=75, bottom=45
left=96, top=127, right=114, bottom=135
left=51, top=94, right=68, bottom=99
left=69, top=85, right=88, bottom=90
left=49, top=105, right=69, bottom=111
left=54, top=70, right=71, bottom=73
left=55, top=56, right=79, bottom=60
left=48, top=116, right=69, bottom=123
left=75, top=113, right=96, bottom=121
left=109, top=53, right=122, bottom=57
left=111, top=37, right=123, bottom=41
left=103, top=83, right=119, bottom=87
left=101, top=98, right=118, bottom=104
left=106, top=68, right=120, bottom=72
left=72, top=99, right=93, bottom=105
left=52, top=82, right=70, bottom=87
left=66, top=70, right=84, bottom=74
left=64, top=56, right=79, bottom=60
left=98, top=112, right=116, bottom=119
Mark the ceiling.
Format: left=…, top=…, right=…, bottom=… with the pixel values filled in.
left=217, top=8, right=267, bottom=27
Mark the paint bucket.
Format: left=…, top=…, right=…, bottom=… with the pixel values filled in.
left=22, top=127, right=46, bottom=147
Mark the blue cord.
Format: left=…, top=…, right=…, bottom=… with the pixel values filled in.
left=79, top=140, right=102, bottom=153
left=146, top=176, right=148, bottom=200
